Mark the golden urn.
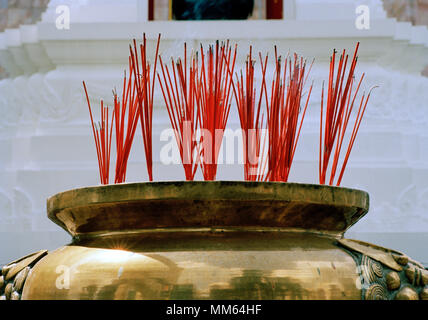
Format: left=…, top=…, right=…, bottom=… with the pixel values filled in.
left=1, top=181, right=427, bottom=300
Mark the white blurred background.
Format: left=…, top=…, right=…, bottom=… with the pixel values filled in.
left=0, top=0, right=427, bottom=266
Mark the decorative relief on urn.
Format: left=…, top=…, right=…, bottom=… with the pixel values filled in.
left=337, top=238, right=428, bottom=300
left=0, top=250, right=47, bottom=301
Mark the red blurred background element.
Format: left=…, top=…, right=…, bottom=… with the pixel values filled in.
left=266, top=0, right=283, bottom=19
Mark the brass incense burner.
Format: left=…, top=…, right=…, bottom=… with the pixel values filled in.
left=1, top=182, right=427, bottom=300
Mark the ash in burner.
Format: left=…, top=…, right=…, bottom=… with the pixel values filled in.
left=172, top=0, right=254, bottom=20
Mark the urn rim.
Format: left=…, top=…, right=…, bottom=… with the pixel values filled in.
left=47, top=181, right=369, bottom=237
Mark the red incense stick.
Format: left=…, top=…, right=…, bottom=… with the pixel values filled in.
left=260, top=48, right=313, bottom=182
left=83, top=81, right=114, bottom=185
left=113, top=56, right=141, bottom=183
left=129, top=33, right=161, bottom=181
left=230, top=46, right=269, bottom=181
left=319, top=42, right=376, bottom=186
left=158, top=43, right=200, bottom=180
left=195, top=41, right=237, bottom=181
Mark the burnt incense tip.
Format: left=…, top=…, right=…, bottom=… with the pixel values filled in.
left=369, top=85, right=380, bottom=94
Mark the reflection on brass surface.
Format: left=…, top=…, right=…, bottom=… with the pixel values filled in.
left=22, top=232, right=361, bottom=300
left=395, top=286, right=419, bottom=300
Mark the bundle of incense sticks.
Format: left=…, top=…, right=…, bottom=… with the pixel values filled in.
left=261, top=48, right=313, bottom=182
left=83, top=82, right=114, bottom=185
left=129, top=33, right=161, bottom=182
left=195, top=40, right=237, bottom=181
left=113, top=56, right=140, bottom=183
left=319, top=42, right=376, bottom=186
left=83, top=37, right=375, bottom=186
left=158, top=43, right=200, bottom=180
left=230, top=47, right=269, bottom=181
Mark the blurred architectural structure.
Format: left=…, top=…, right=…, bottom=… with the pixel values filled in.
left=383, top=0, right=428, bottom=25
left=383, top=0, right=428, bottom=75
left=0, top=0, right=427, bottom=75
left=0, top=0, right=427, bottom=267
left=2, top=1, right=428, bottom=27
left=0, top=0, right=49, bottom=78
